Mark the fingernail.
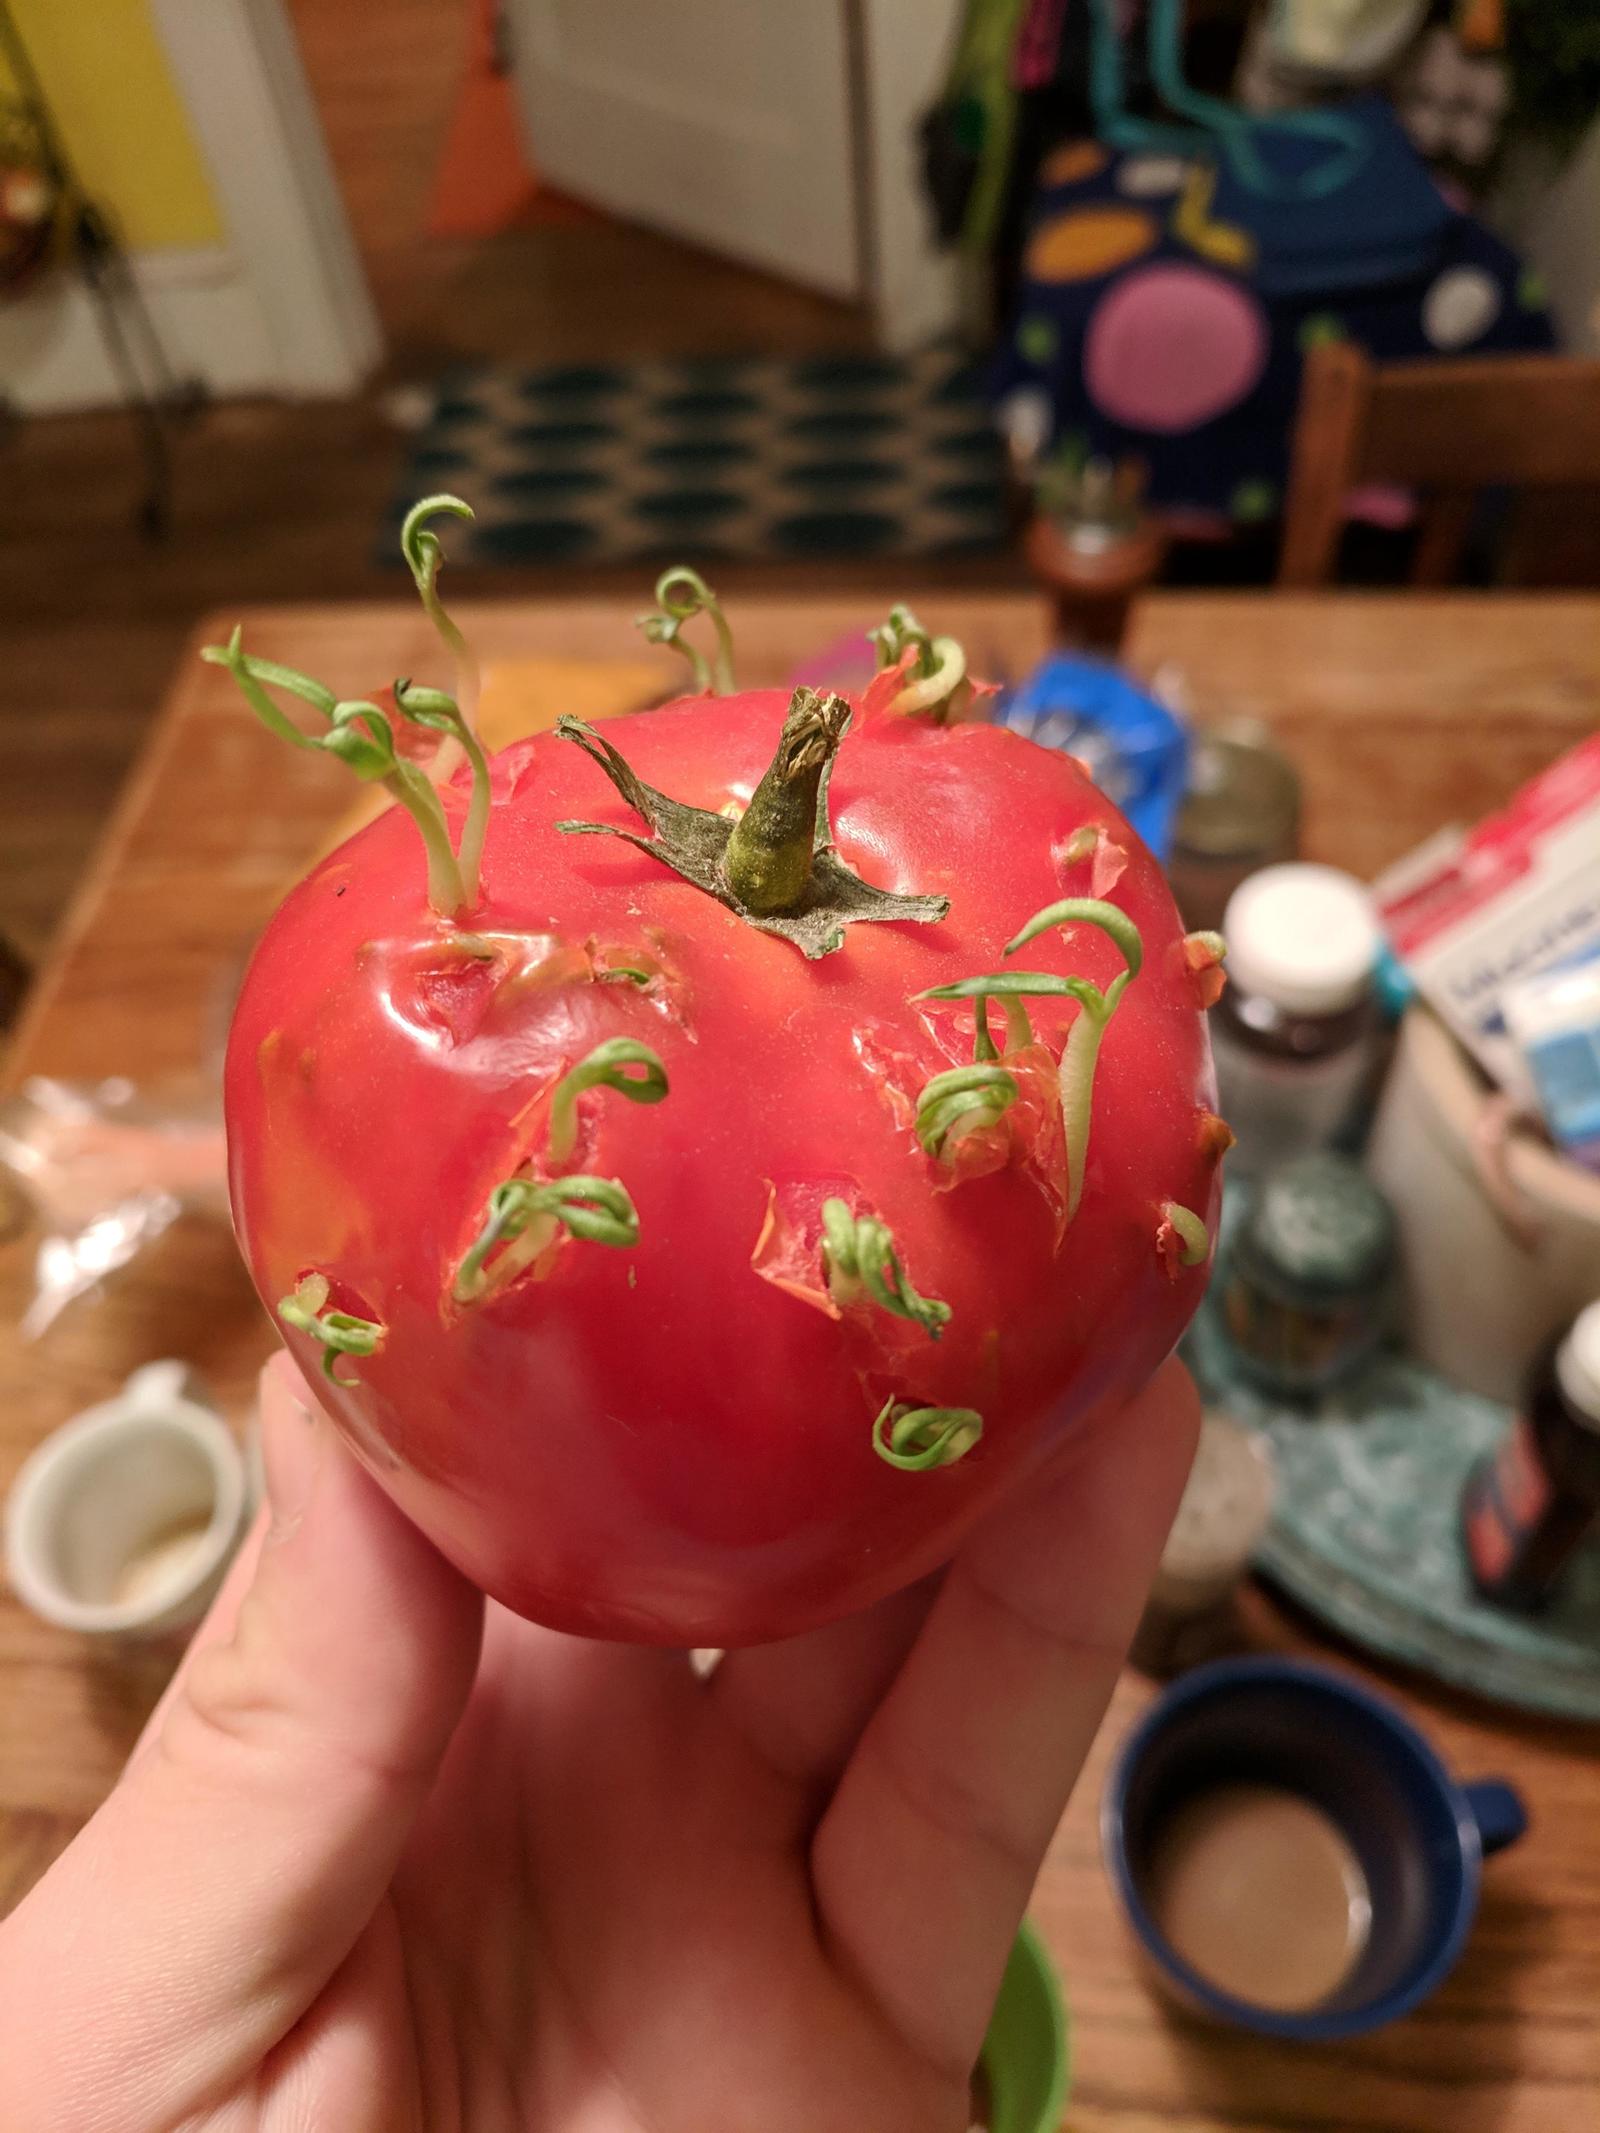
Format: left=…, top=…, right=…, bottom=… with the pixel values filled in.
left=262, top=1355, right=325, bottom=1542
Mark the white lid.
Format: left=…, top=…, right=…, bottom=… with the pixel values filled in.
left=1223, top=863, right=1380, bottom=1016
left=1557, top=1300, right=1600, bottom=1424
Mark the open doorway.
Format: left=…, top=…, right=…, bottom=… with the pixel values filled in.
left=285, top=0, right=875, bottom=379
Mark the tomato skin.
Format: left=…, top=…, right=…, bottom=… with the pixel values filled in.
left=227, top=688, right=1218, bottom=1645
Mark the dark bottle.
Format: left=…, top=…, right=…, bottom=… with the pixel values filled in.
left=1461, top=1301, right=1600, bottom=1611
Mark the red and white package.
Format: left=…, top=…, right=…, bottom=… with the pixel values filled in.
left=1374, top=733, right=1600, bottom=1093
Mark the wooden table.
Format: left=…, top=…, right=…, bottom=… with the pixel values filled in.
left=4, top=593, right=1598, bottom=2129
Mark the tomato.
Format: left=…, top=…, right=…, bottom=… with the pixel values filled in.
left=219, top=528, right=1226, bottom=1645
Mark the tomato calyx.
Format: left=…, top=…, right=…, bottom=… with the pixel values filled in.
left=554, top=686, right=951, bottom=960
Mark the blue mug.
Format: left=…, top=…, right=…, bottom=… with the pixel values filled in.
left=1102, top=1657, right=1528, bottom=2040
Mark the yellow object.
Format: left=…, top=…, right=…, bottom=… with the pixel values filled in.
left=316, top=656, right=666, bottom=860
left=1, top=1, right=222, bottom=251
left=1025, top=206, right=1158, bottom=285
left=1173, top=165, right=1257, bottom=275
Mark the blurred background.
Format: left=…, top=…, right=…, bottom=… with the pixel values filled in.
left=5, top=0, right=1600, bottom=974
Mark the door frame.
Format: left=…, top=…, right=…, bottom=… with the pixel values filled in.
left=150, top=0, right=381, bottom=395
left=0, top=0, right=379, bottom=412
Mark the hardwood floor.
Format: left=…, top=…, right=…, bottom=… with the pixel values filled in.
left=2, top=0, right=952, bottom=978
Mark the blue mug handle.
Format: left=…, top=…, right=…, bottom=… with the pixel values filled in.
left=1463, top=1779, right=1528, bottom=1858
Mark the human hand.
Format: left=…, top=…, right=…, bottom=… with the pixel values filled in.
left=0, top=1350, right=1196, bottom=2133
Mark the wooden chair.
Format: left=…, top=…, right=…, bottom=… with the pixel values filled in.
left=1279, top=343, right=1600, bottom=587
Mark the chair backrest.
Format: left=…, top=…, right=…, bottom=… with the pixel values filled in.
left=1279, top=343, right=1600, bottom=587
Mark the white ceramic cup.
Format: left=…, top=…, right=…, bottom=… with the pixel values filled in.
left=5, top=1361, right=248, bottom=1640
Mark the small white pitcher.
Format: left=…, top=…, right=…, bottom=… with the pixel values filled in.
left=5, top=1362, right=248, bottom=1640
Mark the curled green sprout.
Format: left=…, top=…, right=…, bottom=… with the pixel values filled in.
left=868, top=603, right=968, bottom=722
left=636, top=565, right=735, bottom=694
left=278, top=1273, right=386, bottom=1385
left=821, top=1197, right=951, bottom=1341
left=1161, top=1201, right=1210, bottom=1267
left=401, top=494, right=481, bottom=720
left=201, top=630, right=472, bottom=916
left=914, top=1064, right=1019, bottom=1159
left=872, top=1398, right=983, bottom=1472
left=1006, top=898, right=1142, bottom=1219
left=454, top=1175, right=640, bottom=1304
left=547, top=1037, right=669, bottom=1164
left=393, top=678, right=492, bottom=908
left=914, top=898, right=1143, bottom=1216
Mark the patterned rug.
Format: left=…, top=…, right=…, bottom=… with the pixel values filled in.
left=384, top=348, right=1007, bottom=566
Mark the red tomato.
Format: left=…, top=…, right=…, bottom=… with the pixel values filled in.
left=226, top=668, right=1223, bottom=1645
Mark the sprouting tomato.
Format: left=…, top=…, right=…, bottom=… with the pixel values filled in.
left=219, top=523, right=1226, bottom=1645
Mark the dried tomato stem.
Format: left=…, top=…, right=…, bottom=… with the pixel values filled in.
left=722, top=687, right=850, bottom=914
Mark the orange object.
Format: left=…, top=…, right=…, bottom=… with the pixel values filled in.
left=1024, top=206, right=1158, bottom=284
left=1038, top=141, right=1109, bottom=188
left=1456, top=0, right=1505, bottom=54
left=425, top=0, right=600, bottom=239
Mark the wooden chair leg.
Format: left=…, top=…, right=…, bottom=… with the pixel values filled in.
left=1279, top=341, right=1373, bottom=589
left=1412, top=491, right=1477, bottom=585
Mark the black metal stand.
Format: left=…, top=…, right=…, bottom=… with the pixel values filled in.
left=0, top=0, right=206, bottom=539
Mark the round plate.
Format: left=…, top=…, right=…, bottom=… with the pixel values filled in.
left=1187, top=1307, right=1600, bottom=1724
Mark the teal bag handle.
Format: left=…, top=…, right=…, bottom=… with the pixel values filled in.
left=1089, top=0, right=1369, bottom=200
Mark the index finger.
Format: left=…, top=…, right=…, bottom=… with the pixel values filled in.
left=810, top=1358, right=1198, bottom=2081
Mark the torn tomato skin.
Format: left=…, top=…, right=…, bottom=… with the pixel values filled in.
left=226, top=685, right=1219, bottom=1646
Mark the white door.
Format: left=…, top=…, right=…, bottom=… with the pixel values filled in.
left=505, top=0, right=863, bottom=299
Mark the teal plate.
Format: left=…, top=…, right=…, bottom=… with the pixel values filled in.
left=1187, top=1306, right=1600, bottom=1723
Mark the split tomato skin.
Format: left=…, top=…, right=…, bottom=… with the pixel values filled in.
left=227, top=686, right=1220, bottom=1645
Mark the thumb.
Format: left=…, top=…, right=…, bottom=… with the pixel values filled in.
left=0, top=1352, right=483, bottom=2132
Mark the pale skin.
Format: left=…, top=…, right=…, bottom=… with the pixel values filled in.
left=0, top=1350, right=1197, bottom=2133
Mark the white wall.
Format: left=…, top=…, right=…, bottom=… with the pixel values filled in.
left=860, top=0, right=966, bottom=349
left=1, top=0, right=378, bottom=413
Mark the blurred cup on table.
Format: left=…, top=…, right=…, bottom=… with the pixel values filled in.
left=1103, top=1658, right=1527, bottom=2040
left=1130, top=1411, right=1277, bottom=1675
left=5, top=1361, right=247, bottom=1642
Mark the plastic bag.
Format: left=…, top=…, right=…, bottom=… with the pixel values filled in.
left=0, top=1077, right=227, bottom=1337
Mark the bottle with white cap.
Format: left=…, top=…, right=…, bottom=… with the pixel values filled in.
left=1460, top=1300, right=1600, bottom=1612
left=1210, top=862, right=1382, bottom=1175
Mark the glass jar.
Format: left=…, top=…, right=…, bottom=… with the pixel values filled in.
left=1211, top=863, right=1380, bottom=1176
left=1220, top=1153, right=1397, bottom=1397
left=1169, top=721, right=1301, bottom=934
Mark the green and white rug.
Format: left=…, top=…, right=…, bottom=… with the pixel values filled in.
left=385, top=348, right=1007, bottom=566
